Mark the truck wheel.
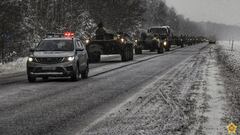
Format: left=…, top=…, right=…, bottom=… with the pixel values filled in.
left=135, top=48, right=140, bottom=54
left=95, top=54, right=101, bottom=63
left=165, top=45, right=170, bottom=51
left=42, top=77, right=49, bottom=81
left=121, top=48, right=128, bottom=62
left=81, top=63, right=89, bottom=79
left=127, top=48, right=130, bottom=61
left=129, top=46, right=134, bottom=60
left=89, top=53, right=100, bottom=63
left=157, top=46, right=164, bottom=54
left=71, top=67, right=79, bottom=81
left=135, top=48, right=142, bottom=54
left=139, top=48, right=142, bottom=54
left=150, top=48, right=155, bottom=52
left=28, top=76, right=36, bottom=83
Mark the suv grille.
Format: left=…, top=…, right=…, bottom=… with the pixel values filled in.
left=35, top=57, right=64, bottom=64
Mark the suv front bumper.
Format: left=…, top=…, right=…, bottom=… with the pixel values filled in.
left=27, top=61, right=77, bottom=77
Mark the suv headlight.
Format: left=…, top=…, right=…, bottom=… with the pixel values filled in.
left=67, top=56, right=75, bottom=61
left=164, top=41, right=167, bottom=46
left=120, top=38, right=125, bottom=43
left=28, top=57, right=33, bottom=62
left=85, top=39, right=90, bottom=44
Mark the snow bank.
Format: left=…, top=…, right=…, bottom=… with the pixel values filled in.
left=217, top=41, right=240, bottom=75
left=0, top=57, right=27, bottom=75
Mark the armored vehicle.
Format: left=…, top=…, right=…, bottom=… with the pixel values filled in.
left=86, top=32, right=134, bottom=63
left=134, top=29, right=164, bottom=54
left=148, top=26, right=172, bottom=51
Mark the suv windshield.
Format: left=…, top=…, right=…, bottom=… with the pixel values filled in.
left=35, top=40, right=74, bottom=51
left=150, top=28, right=168, bottom=35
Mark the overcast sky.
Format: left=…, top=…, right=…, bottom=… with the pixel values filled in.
left=165, top=0, right=240, bottom=26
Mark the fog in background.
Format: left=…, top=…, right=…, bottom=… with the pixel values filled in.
left=0, top=0, right=239, bottom=63
left=166, top=0, right=240, bottom=40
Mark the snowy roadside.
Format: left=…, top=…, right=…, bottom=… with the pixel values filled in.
left=0, top=57, right=27, bottom=75
left=79, top=45, right=227, bottom=135
left=217, top=41, right=240, bottom=133
left=217, top=41, right=240, bottom=75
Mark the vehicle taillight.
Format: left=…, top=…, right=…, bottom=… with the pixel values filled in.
left=64, top=32, right=74, bottom=37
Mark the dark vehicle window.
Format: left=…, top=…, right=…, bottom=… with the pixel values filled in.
left=36, top=40, right=74, bottom=51
left=150, top=28, right=168, bottom=35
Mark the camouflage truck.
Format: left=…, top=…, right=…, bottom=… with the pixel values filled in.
left=172, top=35, right=184, bottom=48
left=86, top=32, right=134, bottom=63
left=134, top=28, right=164, bottom=54
left=148, top=26, right=172, bottom=51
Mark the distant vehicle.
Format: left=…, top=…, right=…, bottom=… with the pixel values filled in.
left=208, top=36, right=217, bottom=44
left=209, top=40, right=216, bottom=44
left=134, top=28, right=164, bottom=54
left=27, top=32, right=89, bottom=82
left=148, top=26, right=172, bottom=51
left=86, top=32, right=134, bottom=62
left=172, top=35, right=184, bottom=48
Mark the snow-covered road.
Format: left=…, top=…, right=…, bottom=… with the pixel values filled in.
left=0, top=43, right=230, bottom=135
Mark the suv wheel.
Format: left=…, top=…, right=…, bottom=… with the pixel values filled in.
left=121, top=48, right=127, bottom=62
left=81, top=63, right=89, bottom=79
left=71, top=67, right=79, bottom=81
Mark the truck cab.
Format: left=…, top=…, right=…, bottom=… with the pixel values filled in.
left=148, top=26, right=172, bottom=51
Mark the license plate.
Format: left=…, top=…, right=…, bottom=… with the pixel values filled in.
left=42, top=67, right=56, bottom=71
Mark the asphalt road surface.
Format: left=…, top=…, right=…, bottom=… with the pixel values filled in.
left=0, top=44, right=208, bottom=135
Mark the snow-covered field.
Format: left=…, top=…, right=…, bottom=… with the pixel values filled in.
left=0, top=57, right=27, bottom=75
left=218, top=41, right=240, bottom=75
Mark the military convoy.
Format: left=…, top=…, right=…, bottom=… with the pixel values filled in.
left=134, top=26, right=208, bottom=55
left=26, top=25, right=208, bottom=82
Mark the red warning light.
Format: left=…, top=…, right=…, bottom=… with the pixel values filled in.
left=64, top=32, right=74, bottom=37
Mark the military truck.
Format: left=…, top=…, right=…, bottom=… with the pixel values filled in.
left=208, top=35, right=216, bottom=44
left=172, top=35, right=184, bottom=48
left=134, top=29, right=164, bottom=54
left=148, top=26, right=172, bottom=51
left=86, top=32, right=134, bottom=63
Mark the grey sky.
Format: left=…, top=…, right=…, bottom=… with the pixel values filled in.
left=165, top=0, right=240, bottom=26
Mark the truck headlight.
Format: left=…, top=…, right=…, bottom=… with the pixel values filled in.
left=28, top=57, right=33, bottom=62
left=121, top=38, right=125, bottom=43
left=67, top=56, right=75, bottom=61
left=164, top=41, right=167, bottom=46
left=85, top=39, right=90, bottom=44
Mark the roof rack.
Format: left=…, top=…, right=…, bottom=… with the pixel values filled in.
left=46, top=33, right=64, bottom=38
